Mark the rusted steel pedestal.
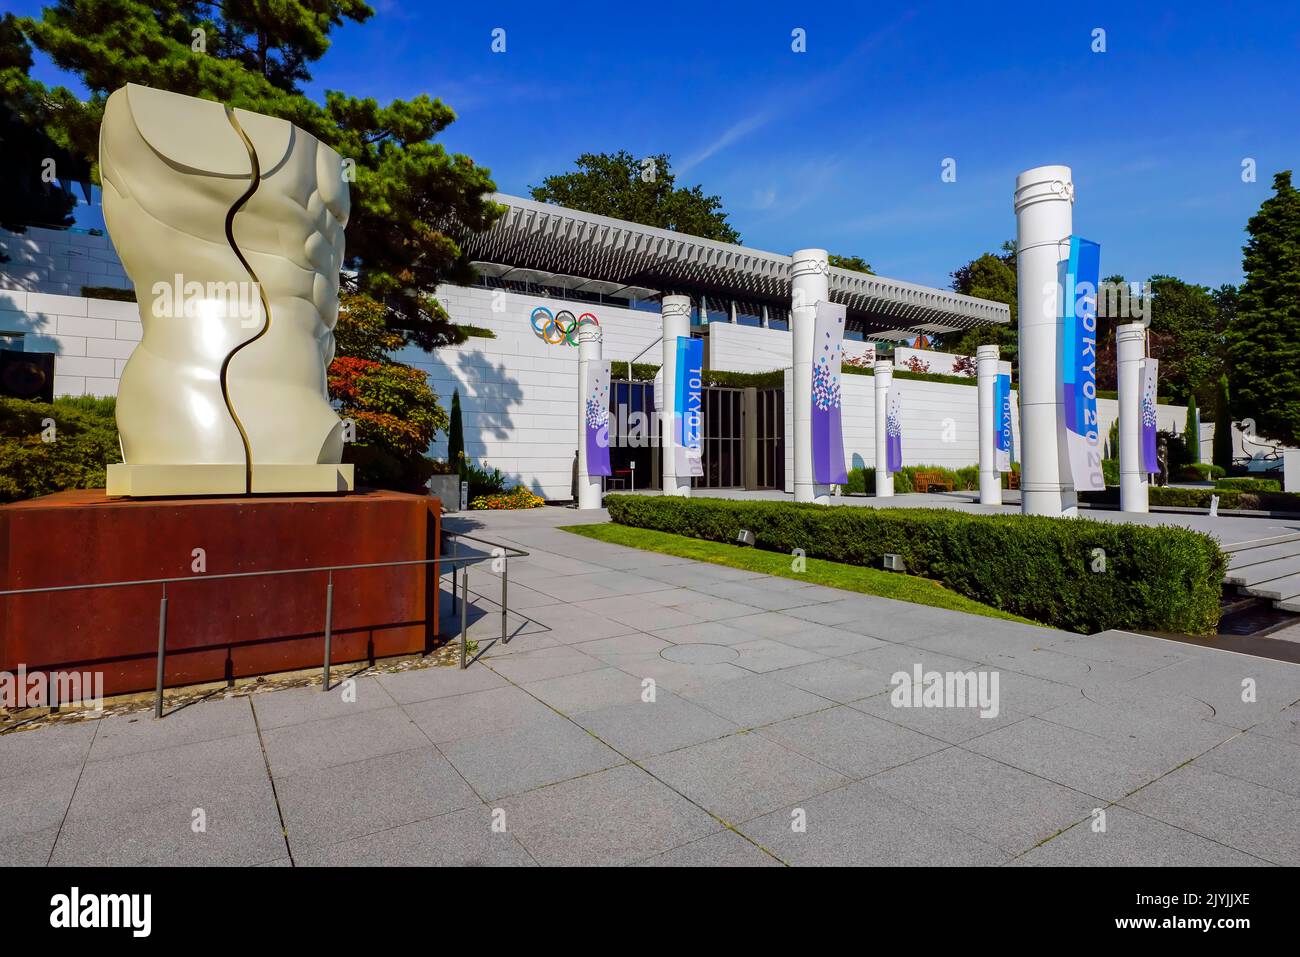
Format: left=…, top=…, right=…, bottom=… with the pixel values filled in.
left=0, top=490, right=441, bottom=698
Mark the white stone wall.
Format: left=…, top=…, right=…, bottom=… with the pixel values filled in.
left=0, top=226, right=133, bottom=296
left=0, top=288, right=142, bottom=396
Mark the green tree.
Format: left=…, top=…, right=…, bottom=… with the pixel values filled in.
left=0, top=14, right=86, bottom=240
left=1213, top=374, right=1233, bottom=470
left=942, top=245, right=1018, bottom=366
left=1183, top=394, right=1200, bottom=464
left=1226, top=171, right=1300, bottom=445
left=828, top=254, right=873, bottom=274
left=447, top=389, right=464, bottom=471
left=14, top=1, right=500, bottom=349
left=530, top=151, right=739, bottom=243
left=328, top=293, right=446, bottom=491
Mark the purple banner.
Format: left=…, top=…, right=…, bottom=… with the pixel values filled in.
left=812, top=301, right=849, bottom=484
left=886, top=388, right=903, bottom=473
left=585, top=359, right=611, bottom=477
left=1141, top=358, right=1159, bottom=474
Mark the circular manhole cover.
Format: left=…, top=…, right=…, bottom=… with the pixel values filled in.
left=660, top=643, right=739, bottom=665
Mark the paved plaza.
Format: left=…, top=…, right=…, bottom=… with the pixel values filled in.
left=4, top=505, right=1300, bottom=867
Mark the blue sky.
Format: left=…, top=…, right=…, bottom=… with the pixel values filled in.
left=13, top=0, right=1299, bottom=290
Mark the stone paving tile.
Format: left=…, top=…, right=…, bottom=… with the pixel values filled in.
left=643, top=731, right=850, bottom=824
left=772, top=627, right=889, bottom=658
left=868, top=747, right=1099, bottom=855
left=522, top=667, right=646, bottom=715
left=404, top=685, right=558, bottom=743
left=373, top=662, right=510, bottom=705
left=757, top=705, right=948, bottom=779
left=650, top=620, right=757, bottom=646
left=589, top=602, right=705, bottom=631
left=964, top=716, right=1175, bottom=802
left=573, top=632, right=673, bottom=658
left=1121, top=765, right=1300, bottom=866
left=0, top=720, right=97, bottom=776
left=1249, top=702, right=1300, bottom=745
left=0, top=826, right=60, bottom=867
left=278, top=746, right=479, bottom=851
left=0, top=763, right=83, bottom=843
left=262, top=706, right=428, bottom=778
left=297, top=806, right=535, bottom=866
left=851, top=692, right=1026, bottom=744
left=978, top=646, right=1149, bottom=689
left=830, top=604, right=967, bottom=642
left=668, top=597, right=763, bottom=622
left=437, top=713, right=625, bottom=800
left=1123, top=655, right=1300, bottom=730
left=738, top=780, right=1008, bottom=866
left=481, top=645, right=605, bottom=684
left=678, top=674, right=831, bottom=728
left=730, top=638, right=827, bottom=673
left=989, top=671, right=1085, bottom=717
left=843, top=642, right=983, bottom=679
left=499, top=764, right=720, bottom=866
left=637, top=828, right=782, bottom=867
left=691, top=581, right=831, bottom=611
left=726, top=611, right=823, bottom=639
left=1052, top=631, right=1190, bottom=671
left=67, top=732, right=269, bottom=817
left=519, top=604, right=640, bottom=643
left=1011, top=807, right=1271, bottom=867
left=1193, top=730, right=1300, bottom=798
left=1037, top=691, right=1236, bottom=764
left=904, top=619, right=1060, bottom=660
left=572, top=692, right=738, bottom=759
left=250, top=676, right=396, bottom=731
left=85, top=696, right=255, bottom=761
left=52, top=775, right=285, bottom=866
left=781, top=601, right=867, bottom=627
left=598, top=652, right=751, bottom=695
left=767, top=657, right=896, bottom=704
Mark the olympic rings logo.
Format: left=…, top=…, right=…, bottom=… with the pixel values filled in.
left=530, top=306, right=599, bottom=346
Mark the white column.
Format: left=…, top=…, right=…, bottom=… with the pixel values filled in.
left=576, top=325, right=604, bottom=510
left=977, top=344, right=1002, bottom=506
left=874, top=359, right=894, bottom=497
left=792, top=248, right=830, bottom=504
left=761, top=305, right=770, bottom=329
left=661, top=295, right=691, bottom=497
left=1014, top=165, right=1077, bottom=517
left=1117, top=322, right=1149, bottom=513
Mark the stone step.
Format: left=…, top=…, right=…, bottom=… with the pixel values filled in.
left=1244, top=572, right=1300, bottom=602
left=1226, top=539, right=1300, bottom=570
left=1226, top=552, right=1300, bottom=586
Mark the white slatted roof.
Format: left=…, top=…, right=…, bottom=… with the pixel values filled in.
left=460, top=194, right=1010, bottom=336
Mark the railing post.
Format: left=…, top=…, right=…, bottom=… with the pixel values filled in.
left=459, top=565, right=469, bottom=670
left=154, top=583, right=168, bottom=719
left=501, top=556, right=509, bottom=644
left=322, top=570, right=334, bottom=691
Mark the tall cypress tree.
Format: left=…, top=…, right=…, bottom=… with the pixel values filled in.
left=447, top=389, right=464, bottom=471
left=1213, top=374, right=1234, bottom=470
left=1182, top=394, right=1200, bottom=464
left=1226, top=170, right=1300, bottom=444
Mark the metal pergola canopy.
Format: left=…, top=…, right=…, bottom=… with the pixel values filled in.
left=460, top=193, right=1011, bottom=338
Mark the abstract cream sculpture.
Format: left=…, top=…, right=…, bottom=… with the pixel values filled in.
left=102, top=83, right=354, bottom=495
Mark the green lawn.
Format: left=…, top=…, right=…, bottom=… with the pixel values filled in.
left=560, top=522, right=1038, bottom=625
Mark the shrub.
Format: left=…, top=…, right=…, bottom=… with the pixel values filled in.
left=603, top=494, right=1225, bottom=635
left=845, top=463, right=979, bottom=495
left=1173, top=462, right=1225, bottom=482
left=0, top=396, right=122, bottom=502
left=1102, top=458, right=1119, bottom=487
left=461, top=458, right=507, bottom=499
left=472, top=486, right=543, bottom=510
left=1215, top=476, right=1281, bottom=493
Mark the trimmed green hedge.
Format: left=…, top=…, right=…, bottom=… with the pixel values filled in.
left=1215, top=476, right=1281, bottom=493
left=604, top=494, right=1225, bottom=635
left=1084, top=484, right=1300, bottom=512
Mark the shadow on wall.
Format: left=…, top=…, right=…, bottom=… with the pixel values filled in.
left=402, top=346, right=538, bottom=492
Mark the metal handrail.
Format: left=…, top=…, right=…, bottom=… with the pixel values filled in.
left=0, top=534, right=529, bottom=718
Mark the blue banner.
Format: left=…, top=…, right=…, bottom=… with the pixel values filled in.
left=995, top=363, right=1012, bottom=472
left=1061, top=236, right=1104, bottom=491
left=675, top=335, right=703, bottom=455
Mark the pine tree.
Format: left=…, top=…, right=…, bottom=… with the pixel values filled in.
left=1213, top=374, right=1234, bottom=471
left=1226, top=170, right=1300, bottom=444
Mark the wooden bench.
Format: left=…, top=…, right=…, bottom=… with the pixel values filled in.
left=1005, top=470, right=1020, bottom=490
left=913, top=470, right=954, bottom=493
